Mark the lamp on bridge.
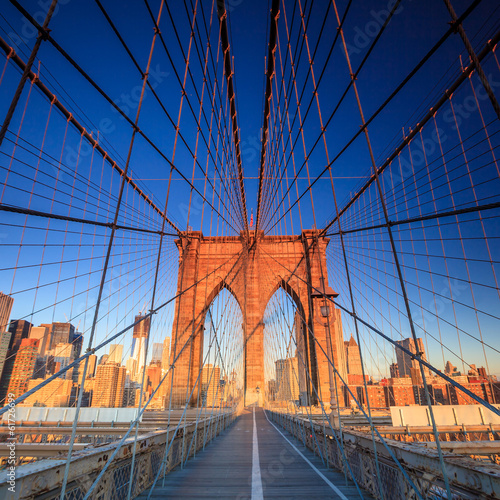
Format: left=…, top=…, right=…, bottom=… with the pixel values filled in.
left=311, top=278, right=339, bottom=413
left=311, top=277, right=338, bottom=315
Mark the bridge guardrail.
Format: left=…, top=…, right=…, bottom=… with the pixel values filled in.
left=267, top=410, right=500, bottom=499
left=0, top=410, right=238, bottom=499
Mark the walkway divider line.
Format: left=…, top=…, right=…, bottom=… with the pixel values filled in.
left=252, top=407, right=264, bottom=500
left=264, top=410, right=349, bottom=500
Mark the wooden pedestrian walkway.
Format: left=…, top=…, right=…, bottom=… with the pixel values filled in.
left=138, top=407, right=372, bottom=499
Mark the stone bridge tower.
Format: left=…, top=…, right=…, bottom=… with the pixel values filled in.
left=169, top=229, right=347, bottom=407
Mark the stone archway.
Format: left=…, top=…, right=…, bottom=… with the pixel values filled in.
left=169, top=229, right=347, bottom=407
left=263, top=278, right=314, bottom=406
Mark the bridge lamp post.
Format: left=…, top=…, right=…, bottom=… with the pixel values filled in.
left=312, top=278, right=339, bottom=413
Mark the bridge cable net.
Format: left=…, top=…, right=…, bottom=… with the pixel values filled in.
left=0, top=0, right=498, bottom=498
left=0, top=0, right=247, bottom=498
left=258, top=0, right=500, bottom=498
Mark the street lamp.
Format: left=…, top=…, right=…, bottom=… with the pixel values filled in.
left=311, top=278, right=339, bottom=412
left=311, top=277, right=338, bottom=310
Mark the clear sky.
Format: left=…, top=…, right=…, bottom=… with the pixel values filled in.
left=0, top=0, right=499, bottom=379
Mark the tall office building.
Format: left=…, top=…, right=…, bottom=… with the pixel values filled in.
left=0, top=295, right=14, bottom=384
left=132, top=314, right=150, bottom=339
left=145, top=364, right=162, bottom=398
left=275, top=357, right=300, bottom=401
left=88, top=354, right=97, bottom=378
left=50, top=343, right=75, bottom=380
left=5, top=338, right=39, bottom=398
left=161, top=337, right=170, bottom=372
left=345, top=335, right=363, bottom=375
left=151, top=343, right=163, bottom=364
left=47, top=322, right=75, bottom=350
left=8, top=319, right=32, bottom=350
left=0, top=292, right=14, bottom=332
left=73, top=333, right=83, bottom=359
left=201, top=364, right=221, bottom=406
left=108, top=344, right=124, bottom=365
left=92, top=363, right=126, bottom=407
left=33, top=355, right=47, bottom=379
left=131, top=314, right=150, bottom=380
left=390, top=362, right=400, bottom=378
left=23, top=378, right=73, bottom=407
left=29, top=326, right=49, bottom=356
left=126, top=357, right=137, bottom=377
left=0, top=331, right=12, bottom=380
left=294, top=312, right=309, bottom=405
left=395, top=338, right=431, bottom=380
left=78, top=354, right=98, bottom=384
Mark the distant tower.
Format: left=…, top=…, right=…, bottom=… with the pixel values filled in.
left=108, top=344, right=124, bottom=365
left=275, top=357, right=299, bottom=401
left=0, top=331, right=12, bottom=380
left=73, top=333, right=83, bottom=359
left=151, top=343, right=163, bottom=365
left=201, top=364, right=221, bottom=406
left=395, top=338, right=431, bottom=379
left=29, top=326, right=49, bottom=356
left=131, top=314, right=150, bottom=379
left=8, top=319, right=32, bottom=350
left=0, top=292, right=14, bottom=332
left=390, top=362, right=399, bottom=378
left=4, top=338, right=39, bottom=401
left=87, top=354, right=98, bottom=378
left=92, top=364, right=126, bottom=407
left=161, top=337, right=171, bottom=372
left=344, top=335, right=362, bottom=375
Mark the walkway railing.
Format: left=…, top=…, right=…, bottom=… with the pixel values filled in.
left=0, top=411, right=237, bottom=499
left=267, top=410, right=500, bottom=499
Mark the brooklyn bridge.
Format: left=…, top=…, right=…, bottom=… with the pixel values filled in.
left=0, top=0, right=499, bottom=498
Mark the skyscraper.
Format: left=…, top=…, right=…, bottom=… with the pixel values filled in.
left=87, top=354, right=97, bottom=378
left=108, top=344, right=124, bottom=365
left=5, top=338, right=39, bottom=399
left=390, top=362, right=400, bottom=378
left=78, top=354, right=98, bottom=384
left=8, top=319, right=32, bottom=350
left=0, top=292, right=14, bottom=332
left=125, top=357, right=137, bottom=377
left=275, top=357, right=300, bottom=401
left=294, top=312, right=309, bottom=405
left=51, top=343, right=74, bottom=380
left=132, top=314, right=150, bottom=339
left=131, top=314, right=150, bottom=380
left=29, top=326, right=49, bottom=356
left=151, top=343, right=163, bottom=364
left=201, top=364, right=221, bottom=406
left=0, top=331, right=11, bottom=380
left=345, top=335, right=362, bottom=375
left=23, top=378, right=73, bottom=407
left=395, top=338, right=431, bottom=379
left=161, top=337, right=170, bottom=372
left=145, top=364, right=162, bottom=398
left=73, top=333, right=83, bottom=359
left=46, top=322, right=75, bottom=350
left=92, top=363, right=126, bottom=407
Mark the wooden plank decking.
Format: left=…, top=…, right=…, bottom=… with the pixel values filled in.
left=138, top=407, right=372, bottom=499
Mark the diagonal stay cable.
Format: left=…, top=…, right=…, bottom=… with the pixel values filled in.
left=6, top=0, right=241, bottom=234
left=265, top=0, right=485, bottom=234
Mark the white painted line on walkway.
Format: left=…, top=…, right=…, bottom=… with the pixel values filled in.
left=251, top=407, right=264, bottom=500
left=264, top=410, right=349, bottom=500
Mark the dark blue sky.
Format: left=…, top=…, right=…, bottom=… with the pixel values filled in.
left=2, top=0, right=498, bottom=232
left=0, top=0, right=499, bottom=377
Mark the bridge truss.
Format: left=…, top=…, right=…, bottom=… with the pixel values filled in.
left=0, top=0, right=499, bottom=498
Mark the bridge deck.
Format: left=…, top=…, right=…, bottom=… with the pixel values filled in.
left=139, top=407, right=370, bottom=499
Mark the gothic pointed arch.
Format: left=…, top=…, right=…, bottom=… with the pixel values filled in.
left=204, top=278, right=243, bottom=316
